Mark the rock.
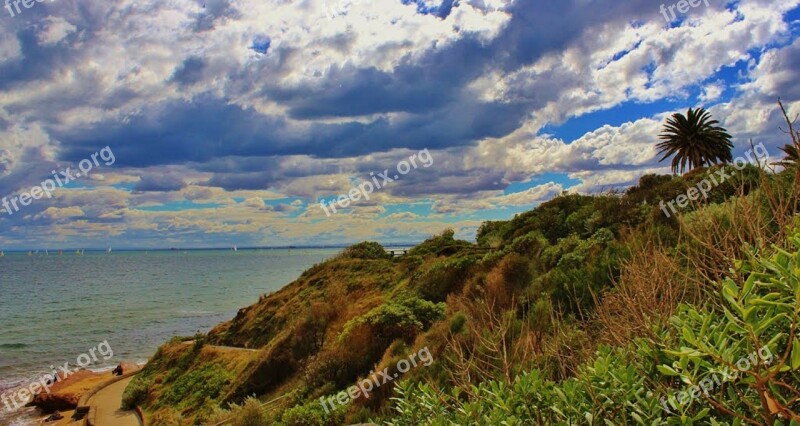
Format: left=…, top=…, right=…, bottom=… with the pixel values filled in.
left=31, top=370, right=109, bottom=413
left=43, top=411, right=64, bottom=422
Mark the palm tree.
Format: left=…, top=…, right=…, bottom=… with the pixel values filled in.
left=656, top=107, right=733, bottom=174
left=773, top=144, right=799, bottom=169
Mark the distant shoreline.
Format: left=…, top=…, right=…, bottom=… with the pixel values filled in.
left=0, top=244, right=419, bottom=253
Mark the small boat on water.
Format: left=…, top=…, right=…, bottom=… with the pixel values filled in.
left=232, top=245, right=238, bottom=252
left=106, top=247, right=112, bottom=254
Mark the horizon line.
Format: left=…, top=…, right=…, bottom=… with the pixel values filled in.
left=0, top=243, right=422, bottom=253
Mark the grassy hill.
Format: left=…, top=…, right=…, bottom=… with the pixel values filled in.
left=125, top=134, right=800, bottom=424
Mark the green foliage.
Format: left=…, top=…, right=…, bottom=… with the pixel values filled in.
left=408, top=229, right=473, bottom=257
left=158, top=364, right=234, bottom=410
left=121, top=375, right=151, bottom=410
left=281, top=399, right=346, bottom=426
left=652, top=231, right=800, bottom=422
left=340, top=242, right=392, bottom=260
left=657, top=107, right=733, bottom=174
left=387, top=345, right=663, bottom=425
left=412, top=255, right=479, bottom=302
left=205, top=397, right=270, bottom=426
left=774, top=143, right=799, bottom=169
left=505, top=230, right=549, bottom=256
left=449, top=312, right=467, bottom=334
left=385, top=229, right=800, bottom=424
left=535, top=229, right=623, bottom=315
left=340, top=297, right=446, bottom=343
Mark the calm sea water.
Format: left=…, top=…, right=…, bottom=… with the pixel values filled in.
left=0, top=249, right=340, bottom=425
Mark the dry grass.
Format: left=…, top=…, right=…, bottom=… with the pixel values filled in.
left=594, top=100, right=800, bottom=349
left=594, top=237, right=699, bottom=347
left=443, top=296, right=541, bottom=391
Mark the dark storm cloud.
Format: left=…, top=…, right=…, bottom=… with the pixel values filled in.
left=275, top=36, right=491, bottom=119
left=192, top=0, right=240, bottom=32
left=170, top=57, right=207, bottom=86
left=19, top=0, right=729, bottom=195
left=134, top=174, right=187, bottom=192
left=0, top=30, right=78, bottom=91
left=51, top=89, right=528, bottom=169
left=205, top=172, right=274, bottom=190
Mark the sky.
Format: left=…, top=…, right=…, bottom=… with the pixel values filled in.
left=0, top=0, right=798, bottom=249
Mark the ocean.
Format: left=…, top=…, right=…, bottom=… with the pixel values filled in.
left=0, top=248, right=341, bottom=425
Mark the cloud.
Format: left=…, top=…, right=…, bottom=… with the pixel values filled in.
left=0, top=0, right=798, bottom=248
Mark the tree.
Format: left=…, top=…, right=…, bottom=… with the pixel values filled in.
left=773, top=143, right=799, bottom=169
left=656, top=107, right=733, bottom=174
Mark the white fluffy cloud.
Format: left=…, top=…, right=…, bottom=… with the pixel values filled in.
left=0, top=0, right=798, bottom=247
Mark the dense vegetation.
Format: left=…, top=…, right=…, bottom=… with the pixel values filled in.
left=128, top=106, right=800, bottom=425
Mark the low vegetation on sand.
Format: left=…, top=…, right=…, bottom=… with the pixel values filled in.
left=128, top=102, right=800, bottom=424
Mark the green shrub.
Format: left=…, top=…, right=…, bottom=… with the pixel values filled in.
left=158, top=364, right=233, bottom=409
left=408, top=229, right=473, bottom=257
left=339, top=297, right=446, bottom=343
left=413, top=255, right=478, bottom=302
left=385, top=229, right=800, bottom=424
left=281, top=399, right=346, bottom=426
left=449, top=312, right=467, bottom=334
left=121, top=376, right=151, bottom=410
left=339, top=242, right=391, bottom=260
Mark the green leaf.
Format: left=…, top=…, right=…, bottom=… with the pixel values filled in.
left=792, top=338, right=800, bottom=370
left=657, top=365, right=680, bottom=377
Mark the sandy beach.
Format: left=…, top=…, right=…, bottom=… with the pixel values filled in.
left=3, top=363, right=142, bottom=425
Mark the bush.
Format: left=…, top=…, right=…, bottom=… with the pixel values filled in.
left=407, top=229, right=473, bottom=257
left=339, top=242, right=391, bottom=260
left=121, top=376, right=150, bottom=410
left=230, top=397, right=269, bottom=426
left=385, top=229, right=800, bottom=424
left=413, top=255, right=478, bottom=302
left=449, top=312, right=467, bottom=334
left=282, top=399, right=346, bottom=426
left=150, top=409, right=183, bottom=425
left=159, top=364, right=233, bottom=409
left=340, top=297, right=446, bottom=344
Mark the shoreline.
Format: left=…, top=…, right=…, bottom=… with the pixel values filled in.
left=1, top=363, right=144, bottom=425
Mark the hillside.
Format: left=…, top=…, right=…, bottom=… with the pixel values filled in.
left=124, top=135, right=800, bottom=424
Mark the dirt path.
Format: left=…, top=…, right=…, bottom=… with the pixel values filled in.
left=182, top=340, right=259, bottom=352
left=86, top=376, right=141, bottom=426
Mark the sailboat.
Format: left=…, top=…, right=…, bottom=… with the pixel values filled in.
left=106, top=247, right=112, bottom=254
left=232, top=245, right=238, bottom=252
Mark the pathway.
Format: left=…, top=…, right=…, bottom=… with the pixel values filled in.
left=86, top=376, right=141, bottom=426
